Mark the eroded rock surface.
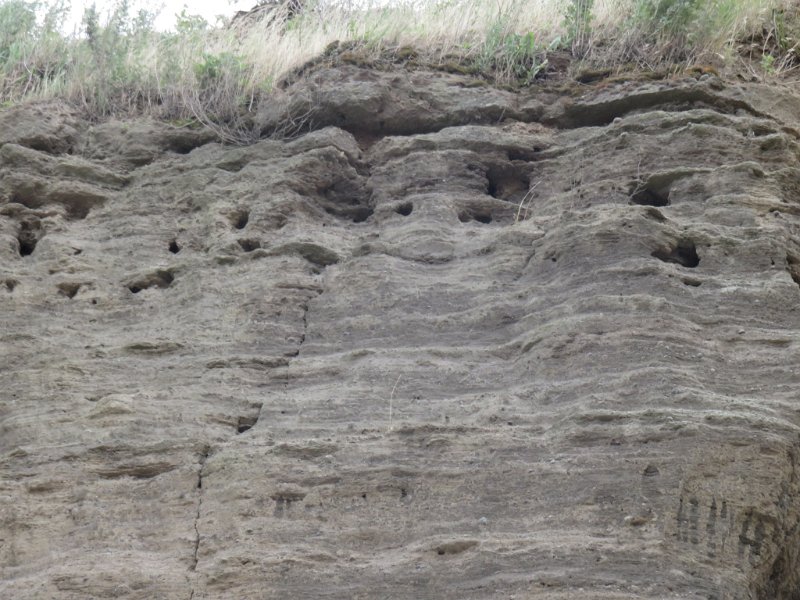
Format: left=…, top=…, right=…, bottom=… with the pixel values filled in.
left=1, top=68, right=800, bottom=599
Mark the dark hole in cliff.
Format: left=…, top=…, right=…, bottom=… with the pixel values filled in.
left=351, top=207, right=374, bottom=223
left=395, top=202, right=413, bottom=216
left=127, top=270, right=174, bottom=294
left=238, top=238, right=261, bottom=252
left=630, top=183, right=670, bottom=207
left=18, top=236, right=36, bottom=256
left=459, top=210, right=492, bottom=225
left=486, top=164, right=530, bottom=203
left=237, top=415, right=258, bottom=434
left=167, top=138, right=206, bottom=155
left=168, top=240, right=181, bottom=254
left=4, top=279, right=18, bottom=292
left=231, top=208, right=250, bottom=230
left=17, top=221, right=40, bottom=256
left=57, top=282, right=81, bottom=299
left=652, top=240, right=700, bottom=268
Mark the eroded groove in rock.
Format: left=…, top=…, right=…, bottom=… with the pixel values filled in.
left=551, top=84, right=771, bottom=130
left=787, top=252, right=800, bottom=288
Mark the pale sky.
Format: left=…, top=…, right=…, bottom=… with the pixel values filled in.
left=64, top=1, right=257, bottom=33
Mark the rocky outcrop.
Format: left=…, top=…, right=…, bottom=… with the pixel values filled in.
left=1, top=67, right=800, bottom=599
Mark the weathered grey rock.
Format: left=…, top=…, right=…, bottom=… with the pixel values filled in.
left=2, top=67, right=800, bottom=599
left=80, top=119, right=217, bottom=168
left=257, top=65, right=543, bottom=137
left=0, top=101, right=81, bottom=154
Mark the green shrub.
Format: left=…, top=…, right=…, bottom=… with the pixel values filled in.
left=194, top=52, right=244, bottom=89
left=632, top=0, right=700, bottom=42
left=477, top=11, right=547, bottom=85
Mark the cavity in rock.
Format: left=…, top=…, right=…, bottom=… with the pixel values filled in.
left=238, top=239, right=261, bottom=252
left=17, top=221, right=40, bottom=257
left=486, top=163, right=530, bottom=203
left=127, top=270, right=175, bottom=294
left=395, top=202, right=413, bottom=216
left=57, top=283, right=81, bottom=299
left=459, top=210, right=493, bottom=225
left=652, top=240, right=700, bottom=268
left=230, top=208, right=250, bottom=230
left=630, top=183, right=670, bottom=207
left=236, top=415, right=258, bottom=434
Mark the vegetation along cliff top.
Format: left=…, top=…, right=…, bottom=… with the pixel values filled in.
left=2, top=0, right=800, bottom=141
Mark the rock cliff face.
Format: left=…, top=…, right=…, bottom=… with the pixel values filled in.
left=1, top=66, right=800, bottom=599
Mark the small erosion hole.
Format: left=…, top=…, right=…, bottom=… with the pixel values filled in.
left=486, top=164, right=530, bottom=202
left=652, top=240, right=700, bottom=268
left=168, top=240, right=181, bottom=254
left=459, top=210, right=492, bottom=225
left=236, top=415, right=258, bottom=434
left=395, top=202, right=413, bottom=216
left=18, top=236, right=37, bottom=257
left=231, top=208, right=250, bottom=230
left=4, top=279, right=18, bottom=292
left=57, top=282, right=81, bottom=299
left=238, top=238, right=261, bottom=252
left=127, top=270, right=174, bottom=294
left=630, top=182, right=670, bottom=207
left=351, top=207, right=374, bottom=223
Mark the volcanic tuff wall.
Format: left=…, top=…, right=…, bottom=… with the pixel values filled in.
left=1, top=65, right=800, bottom=599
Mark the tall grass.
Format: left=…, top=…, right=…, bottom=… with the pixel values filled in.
left=0, top=0, right=797, bottom=134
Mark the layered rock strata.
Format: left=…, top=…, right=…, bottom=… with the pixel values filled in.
left=1, top=67, right=800, bottom=599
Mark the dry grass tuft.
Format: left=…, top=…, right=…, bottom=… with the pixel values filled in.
left=1, top=0, right=798, bottom=138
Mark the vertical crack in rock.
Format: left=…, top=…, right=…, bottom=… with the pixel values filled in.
left=299, top=301, right=310, bottom=349
left=285, top=276, right=326, bottom=389
left=188, top=446, right=210, bottom=599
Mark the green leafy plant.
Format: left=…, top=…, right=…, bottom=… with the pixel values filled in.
left=761, top=52, right=776, bottom=74
left=635, top=0, right=700, bottom=32
left=194, top=52, right=244, bottom=89
left=502, top=31, right=546, bottom=83
left=476, top=12, right=546, bottom=85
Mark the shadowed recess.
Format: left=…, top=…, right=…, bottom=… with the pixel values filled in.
left=652, top=239, right=700, bottom=268
left=127, top=270, right=175, bottom=293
